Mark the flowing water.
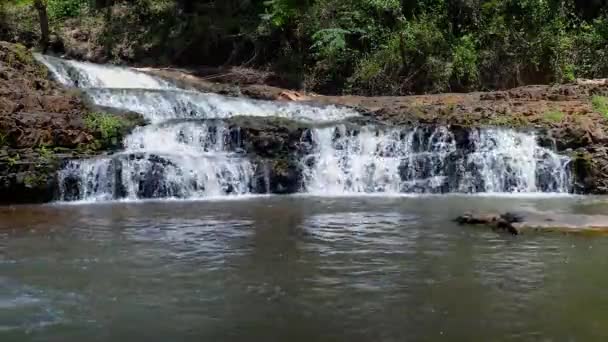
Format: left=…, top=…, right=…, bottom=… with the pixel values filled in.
left=2, top=196, right=608, bottom=341
left=35, top=55, right=572, bottom=201
left=301, top=125, right=570, bottom=194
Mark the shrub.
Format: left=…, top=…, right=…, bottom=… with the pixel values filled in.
left=451, top=34, right=479, bottom=89
left=47, top=0, right=88, bottom=21
left=349, top=14, right=451, bottom=95
left=84, top=112, right=127, bottom=147
left=348, top=34, right=402, bottom=95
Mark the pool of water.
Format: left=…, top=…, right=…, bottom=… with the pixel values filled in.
left=2, top=195, right=608, bottom=341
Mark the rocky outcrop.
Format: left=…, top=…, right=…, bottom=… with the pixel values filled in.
left=456, top=211, right=608, bottom=236
left=0, top=42, right=143, bottom=204
left=144, top=66, right=608, bottom=193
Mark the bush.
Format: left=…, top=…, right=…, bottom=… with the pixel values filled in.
left=574, top=16, right=608, bottom=79
left=348, top=33, right=402, bottom=95
left=84, top=112, right=127, bottom=147
left=47, top=0, right=88, bottom=20
left=451, top=34, right=479, bottom=89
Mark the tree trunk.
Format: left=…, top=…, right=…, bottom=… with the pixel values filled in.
left=33, top=0, right=49, bottom=53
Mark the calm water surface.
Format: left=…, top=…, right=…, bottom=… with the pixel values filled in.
left=2, top=195, right=608, bottom=341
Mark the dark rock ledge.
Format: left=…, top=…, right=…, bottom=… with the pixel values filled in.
left=455, top=212, right=608, bottom=235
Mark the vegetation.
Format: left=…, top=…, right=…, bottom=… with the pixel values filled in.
left=7, top=153, right=20, bottom=167
left=592, top=96, right=608, bottom=119
left=36, top=143, right=54, bottom=163
left=85, top=113, right=125, bottom=135
left=2, top=0, right=608, bottom=95
left=83, top=111, right=143, bottom=150
left=23, top=171, right=47, bottom=188
left=544, top=109, right=566, bottom=123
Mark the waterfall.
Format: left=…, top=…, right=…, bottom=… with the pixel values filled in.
left=35, top=54, right=175, bottom=89
left=37, top=55, right=572, bottom=201
left=38, top=54, right=358, bottom=201
left=301, top=126, right=571, bottom=194
left=58, top=122, right=254, bottom=200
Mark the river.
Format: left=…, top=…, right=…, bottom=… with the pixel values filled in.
left=2, top=195, right=608, bottom=341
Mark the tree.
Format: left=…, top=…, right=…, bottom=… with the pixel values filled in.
left=33, top=0, right=49, bottom=52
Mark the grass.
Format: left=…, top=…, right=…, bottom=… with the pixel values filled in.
left=592, top=95, right=608, bottom=119
left=543, top=109, right=565, bottom=123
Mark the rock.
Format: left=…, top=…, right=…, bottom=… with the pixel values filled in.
left=0, top=42, right=145, bottom=204
left=251, top=159, right=302, bottom=194
left=277, top=90, right=309, bottom=102
left=576, top=78, right=608, bottom=85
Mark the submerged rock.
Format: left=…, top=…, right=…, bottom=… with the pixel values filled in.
left=456, top=211, right=608, bottom=235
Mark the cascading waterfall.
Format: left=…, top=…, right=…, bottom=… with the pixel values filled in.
left=301, top=125, right=571, bottom=194
left=37, top=54, right=572, bottom=201
left=37, top=54, right=358, bottom=201
left=58, top=122, right=255, bottom=200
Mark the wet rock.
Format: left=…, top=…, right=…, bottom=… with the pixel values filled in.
left=456, top=211, right=608, bottom=235
left=252, top=158, right=302, bottom=194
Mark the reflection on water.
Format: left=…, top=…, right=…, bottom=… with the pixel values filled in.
left=2, top=196, right=608, bottom=341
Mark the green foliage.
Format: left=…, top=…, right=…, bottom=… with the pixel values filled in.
left=84, top=112, right=127, bottom=147
left=7, top=153, right=20, bottom=167
left=452, top=35, right=479, bottom=86
left=23, top=172, right=46, bottom=188
left=576, top=16, right=608, bottom=78
left=544, top=109, right=565, bottom=123
left=311, top=28, right=349, bottom=59
left=0, top=132, right=7, bottom=147
left=36, top=144, right=54, bottom=163
left=348, top=33, right=402, bottom=94
left=6, top=0, right=608, bottom=94
left=5, top=43, right=33, bottom=67
left=261, top=0, right=299, bottom=28
left=592, top=96, right=608, bottom=118
left=47, top=0, right=88, bottom=20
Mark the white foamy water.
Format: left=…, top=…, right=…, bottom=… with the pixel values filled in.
left=58, top=121, right=254, bottom=200
left=301, top=125, right=571, bottom=195
left=84, top=88, right=358, bottom=124
left=34, top=54, right=174, bottom=89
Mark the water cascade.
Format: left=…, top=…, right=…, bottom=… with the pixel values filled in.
left=37, top=55, right=358, bottom=201
left=36, top=55, right=572, bottom=201
left=301, top=125, right=571, bottom=194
